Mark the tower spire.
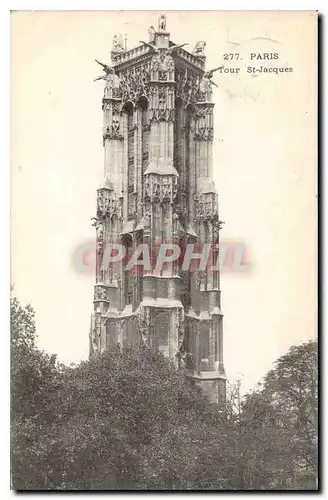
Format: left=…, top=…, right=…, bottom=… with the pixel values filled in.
left=91, top=16, right=226, bottom=405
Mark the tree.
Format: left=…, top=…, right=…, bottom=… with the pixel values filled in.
left=263, top=340, right=318, bottom=488
left=47, top=346, right=238, bottom=490
left=11, top=298, right=63, bottom=489
left=11, top=300, right=238, bottom=490
left=11, top=298, right=318, bottom=491
left=238, top=340, right=318, bottom=490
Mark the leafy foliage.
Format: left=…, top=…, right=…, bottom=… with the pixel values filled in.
left=11, top=298, right=61, bottom=489
left=239, top=341, right=318, bottom=490
left=10, top=298, right=318, bottom=490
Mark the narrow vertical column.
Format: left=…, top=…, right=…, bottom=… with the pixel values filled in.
left=208, top=313, right=218, bottom=371
left=136, top=108, right=143, bottom=221
left=90, top=72, right=126, bottom=357
left=188, top=114, right=196, bottom=227
left=135, top=107, right=143, bottom=309
left=103, top=100, right=124, bottom=191
left=218, top=314, right=224, bottom=373
left=187, top=85, right=226, bottom=400
left=123, top=113, right=129, bottom=221
left=195, top=323, right=200, bottom=372
left=133, top=108, right=138, bottom=193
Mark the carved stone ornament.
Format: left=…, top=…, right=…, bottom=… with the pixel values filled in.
left=112, top=33, right=125, bottom=52
left=94, top=285, right=109, bottom=302
left=103, top=101, right=123, bottom=141
left=177, top=189, right=189, bottom=217
left=103, top=117, right=123, bottom=141
left=213, top=219, right=225, bottom=234
left=196, top=192, right=218, bottom=222
left=116, top=274, right=122, bottom=290
left=198, top=75, right=214, bottom=102
left=97, top=189, right=110, bottom=217
left=150, top=53, right=175, bottom=82
left=144, top=174, right=178, bottom=203
left=148, top=25, right=155, bottom=42
left=175, top=67, right=201, bottom=106
left=196, top=275, right=205, bottom=291
left=119, top=63, right=151, bottom=104
left=148, top=85, right=175, bottom=122
left=194, top=105, right=214, bottom=141
left=193, top=41, right=206, bottom=57
left=97, top=190, right=123, bottom=220
left=91, top=217, right=104, bottom=240
left=103, top=74, right=122, bottom=99
left=142, top=206, right=151, bottom=237
left=112, top=102, right=122, bottom=115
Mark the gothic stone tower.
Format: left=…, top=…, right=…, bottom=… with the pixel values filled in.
left=90, top=16, right=226, bottom=404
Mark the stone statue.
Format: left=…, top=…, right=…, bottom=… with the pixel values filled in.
left=167, top=43, right=188, bottom=55
left=113, top=33, right=124, bottom=50
left=139, top=40, right=159, bottom=53
left=205, top=66, right=223, bottom=78
left=139, top=41, right=186, bottom=57
left=204, top=66, right=223, bottom=87
left=193, top=40, right=206, bottom=56
left=148, top=25, right=155, bottom=42
left=94, top=59, right=115, bottom=82
left=91, top=217, right=103, bottom=240
left=96, top=224, right=103, bottom=240
left=158, top=14, right=167, bottom=31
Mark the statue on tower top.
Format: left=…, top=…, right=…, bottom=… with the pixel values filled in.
left=158, top=14, right=167, bottom=32
left=193, top=41, right=206, bottom=57
left=112, top=33, right=125, bottom=53
left=148, top=25, right=155, bottom=42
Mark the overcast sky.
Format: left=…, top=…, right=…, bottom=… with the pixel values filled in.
left=11, top=10, right=317, bottom=393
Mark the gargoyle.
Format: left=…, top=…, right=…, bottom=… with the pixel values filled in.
left=204, top=66, right=223, bottom=87
left=94, top=59, right=115, bottom=82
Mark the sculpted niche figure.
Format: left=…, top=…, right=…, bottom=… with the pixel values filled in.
left=91, top=218, right=104, bottom=240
